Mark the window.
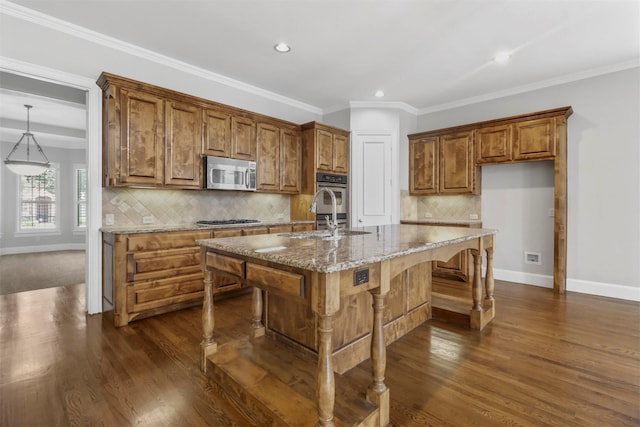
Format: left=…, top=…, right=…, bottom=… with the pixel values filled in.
left=75, top=166, right=87, bottom=229
left=19, top=165, right=58, bottom=231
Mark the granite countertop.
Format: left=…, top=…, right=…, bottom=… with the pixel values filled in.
left=197, top=224, right=496, bottom=274
left=401, top=219, right=483, bottom=225
left=100, top=220, right=315, bottom=235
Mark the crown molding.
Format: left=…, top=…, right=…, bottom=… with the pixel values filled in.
left=0, top=1, right=323, bottom=115
left=348, top=101, right=419, bottom=115
left=418, top=59, right=640, bottom=115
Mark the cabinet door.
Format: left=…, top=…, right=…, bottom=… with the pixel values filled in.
left=439, top=131, right=475, bottom=194
left=257, top=123, right=280, bottom=192
left=203, top=108, right=231, bottom=157
left=231, top=116, right=256, bottom=161
left=165, top=101, right=202, bottom=188
left=316, top=129, right=333, bottom=172
left=119, top=89, right=165, bottom=186
left=332, top=133, right=349, bottom=174
left=409, top=136, right=438, bottom=194
left=476, top=124, right=511, bottom=164
left=280, top=128, right=301, bottom=193
left=512, top=117, right=555, bottom=161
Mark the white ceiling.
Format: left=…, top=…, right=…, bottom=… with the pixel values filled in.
left=1, top=0, right=639, bottom=148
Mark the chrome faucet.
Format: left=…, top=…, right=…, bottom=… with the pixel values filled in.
left=310, top=188, right=339, bottom=239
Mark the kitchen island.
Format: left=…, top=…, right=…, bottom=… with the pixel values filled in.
left=197, top=224, right=496, bottom=427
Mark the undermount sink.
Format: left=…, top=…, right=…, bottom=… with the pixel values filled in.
left=280, top=229, right=371, bottom=240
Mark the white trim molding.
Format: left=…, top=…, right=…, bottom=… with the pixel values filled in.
left=0, top=55, right=103, bottom=315
left=0, top=243, right=85, bottom=256
left=493, top=268, right=640, bottom=301
left=0, top=1, right=322, bottom=116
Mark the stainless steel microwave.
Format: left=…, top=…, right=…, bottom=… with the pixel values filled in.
left=205, top=156, right=256, bottom=191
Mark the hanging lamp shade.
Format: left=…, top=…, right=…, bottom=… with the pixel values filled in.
left=4, top=105, right=50, bottom=176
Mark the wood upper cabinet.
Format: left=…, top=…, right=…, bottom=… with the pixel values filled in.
left=332, top=133, right=349, bottom=174
left=203, top=108, right=231, bottom=157
left=231, top=116, right=257, bottom=161
left=439, top=131, right=476, bottom=194
left=98, top=73, right=203, bottom=189
left=476, top=116, right=557, bottom=165
left=257, top=123, right=280, bottom=192
left=512, top=117, right=555, bottom=160
left=256, top=123, right=301, bottom=194
left=280, top=127, right=301, bottom=193
left=476, top=124, right=511, bottom=164
left=165, top=100, right=202, bottom=188
left=409, top=136, right=438, bottom=194
left=118, top=88, right=165, bottom=186
left=300, top=122, right=350, bottom=194
left=409, top=131, right=478, bottom=195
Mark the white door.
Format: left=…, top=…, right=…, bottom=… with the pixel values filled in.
left=351, top=131, right=394, bottom=227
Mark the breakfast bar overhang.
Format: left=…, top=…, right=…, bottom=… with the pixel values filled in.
left=197, top=224, right=497, bottom=427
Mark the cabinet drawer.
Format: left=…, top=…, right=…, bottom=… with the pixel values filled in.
left=292, top=223, right=315, bottom=232
left=269, top=225, right=293, bottom=234
left=213, top=228, right=243, bottom=238
left=127, top=247, right=200, bottom=282
left=127, top=273, right=204, bottom=312
left=246, top=263, right=305, bottom=298
left=242, top=227, right=269, bottom=236
left=127, top=231, right=211, bottom=252
left=206, top=252, right=245, bottom=279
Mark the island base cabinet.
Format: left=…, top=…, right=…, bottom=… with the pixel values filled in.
left=265, top=261, right=431, bottom=374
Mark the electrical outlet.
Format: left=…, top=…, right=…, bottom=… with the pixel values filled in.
left=105, top=214, right=114, bottom=226
left=424, top=212, right=433, bottom=218
left=470, top=214, right=479, bottom=220
left=142, top=216, right=154, bottom=224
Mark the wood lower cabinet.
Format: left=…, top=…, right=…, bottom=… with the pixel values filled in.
left=103, top=224, right=316, bottom=326
left=104, top=229, right=211, bottom=326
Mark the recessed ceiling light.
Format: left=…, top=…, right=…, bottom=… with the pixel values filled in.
left=274, top=43, right=291, bottom=53
left=374, top=90, right=385, bottom=98
left=493, top=51, right=511, bottom=64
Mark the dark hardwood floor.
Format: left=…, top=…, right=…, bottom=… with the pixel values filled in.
left=1, top=281, right=638, bottom=426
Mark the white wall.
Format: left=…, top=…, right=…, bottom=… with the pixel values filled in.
left=0, top=144, right=86, bottom=254
left=418, top=67, right=640, bottom=298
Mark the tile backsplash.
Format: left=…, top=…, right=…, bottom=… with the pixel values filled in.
left=401, top=190, right=481, bottom=221
left=103, top=188, right=290, bottom=227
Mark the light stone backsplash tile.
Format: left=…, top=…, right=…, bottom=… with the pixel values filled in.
left=103, top=188, right=290, bottom=227
left=400, top=190, right=417, bottom=221
left=417, top=194, right=481, bottom=221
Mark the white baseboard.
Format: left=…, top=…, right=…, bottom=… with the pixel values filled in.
left=493, top=268, right=640, bottom=301
left=493, top=269, right=554, bottom=288
left=0, top=243, right=86, bottom=256
left=566, top=278, right=640, bottom=302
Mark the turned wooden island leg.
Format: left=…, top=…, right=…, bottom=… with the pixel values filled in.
left=367, top=290, right=390, bottom=427
left=200, top=269, right=217, bottom=372
left=251, top=287, right=265, bottom=338
left=484, top=246, right=495, bottom=304
left=317, top=313, right=336, bottom=427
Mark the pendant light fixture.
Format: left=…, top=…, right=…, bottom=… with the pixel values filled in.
left=4, top=104, right=50, bottom=176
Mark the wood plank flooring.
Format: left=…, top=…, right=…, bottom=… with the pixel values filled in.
left=1, top=281, right=638, bottom=426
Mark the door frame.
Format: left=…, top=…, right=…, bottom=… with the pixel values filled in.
left=1, top=56, right=103, bottom=313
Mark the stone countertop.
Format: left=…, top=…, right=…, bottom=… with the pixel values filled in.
left=401, top=219, right=483, bottom=225
left=100, top=220, right=315, bottom=235
left=197, top=224, right=496, bottom=274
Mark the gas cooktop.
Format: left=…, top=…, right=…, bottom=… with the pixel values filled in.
left=196, top=219, right=260, bottom=226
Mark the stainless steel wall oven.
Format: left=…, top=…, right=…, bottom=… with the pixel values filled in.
left=315, top=172, right=348, bottom=230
